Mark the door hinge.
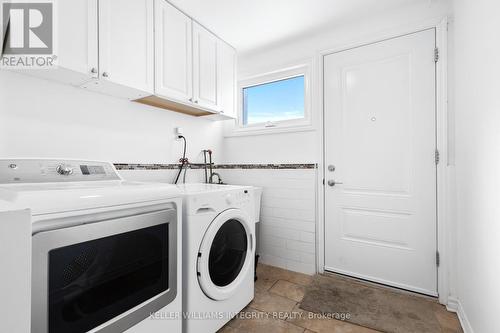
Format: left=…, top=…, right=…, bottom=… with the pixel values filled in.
left=435, top=149, right=440, bottom=165
left=322, top=178, right=325, bottom=186
left=436, top=251, right=440, bottom=267
left=434, top=47, right=439, bottom=62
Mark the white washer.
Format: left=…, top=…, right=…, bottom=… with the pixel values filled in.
left=0, top=159, right=183, bottom=333
left=177, top=184, right=258, bottom=333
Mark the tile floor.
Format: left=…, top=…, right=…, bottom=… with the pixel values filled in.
left=219, top=264, right=462, bottom=333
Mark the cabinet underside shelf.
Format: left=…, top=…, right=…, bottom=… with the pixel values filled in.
left=134, top=95, right=214, bottom=117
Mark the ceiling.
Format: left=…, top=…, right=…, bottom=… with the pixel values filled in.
left=168, top=0, right=430, bottom=53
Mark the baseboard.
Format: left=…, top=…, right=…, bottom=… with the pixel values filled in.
left=447, top=297, right=473, bottom=333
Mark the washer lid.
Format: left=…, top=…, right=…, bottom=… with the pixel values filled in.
left=197, top=209, right=254, bottom=301
left=0, top=181, right=181, bottom=216
left=0, top=159, right=181, bottom=216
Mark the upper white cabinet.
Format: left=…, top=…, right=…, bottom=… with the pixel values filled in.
left=82, top=0, right=154, bottom=99
left=151, top=3, right=237, bottom=118
left=192, top=22, right=220, bottom=111
left=8, top=0, right=236, bottom=119
left=57, top=0, right=99, bottom=84
left=155, top=0, right=193, bottom=102
left=96, top=0, right=154, bottom=96
left=19, top=0, right=154, bottom=99
left=153, top=2, right=223, bottom=114
left=218, top=40, right=237, bottom=118
left=17, top=0, right=99, bottom=85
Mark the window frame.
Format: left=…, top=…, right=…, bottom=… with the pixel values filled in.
left=235, top=64, right=312, bottom=134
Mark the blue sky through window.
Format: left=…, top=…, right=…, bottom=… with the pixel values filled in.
left=243, top=76, right=305, bottom=125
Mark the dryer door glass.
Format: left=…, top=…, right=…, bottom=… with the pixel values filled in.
left=208, top=219, right=248, bottom=286
left=47, top=223, right=169, bottom=333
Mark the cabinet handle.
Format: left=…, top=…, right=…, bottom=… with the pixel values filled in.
left=188, top=98, right=193, bottom=102
left=194, top=100, right=199, bottom=104
left=90, top=68, right=97, bottom=74
left=102, top=72, right=109, bottom=78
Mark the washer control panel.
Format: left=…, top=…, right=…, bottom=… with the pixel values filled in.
left=0, top=159, right=121, bottom=183
left=56, top=164, right=74, bottom=176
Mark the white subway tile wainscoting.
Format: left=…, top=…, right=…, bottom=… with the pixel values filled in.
left=220, top=167, right=317, bottom=274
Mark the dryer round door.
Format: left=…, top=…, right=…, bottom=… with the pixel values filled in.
left=197, top=209, right=254, bottom=301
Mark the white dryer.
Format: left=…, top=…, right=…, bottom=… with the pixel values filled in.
left=0, top=159, right=183, bottom=333
left=177, top=184, right=258, bottom=333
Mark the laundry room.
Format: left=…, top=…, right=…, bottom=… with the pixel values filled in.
left=0, top=0, right=499, bottom=332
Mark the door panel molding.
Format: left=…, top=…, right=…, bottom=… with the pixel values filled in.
left=340, top=207, right=413, bottom=250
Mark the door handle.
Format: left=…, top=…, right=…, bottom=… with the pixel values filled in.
left=327, top=180, right=343, bottom=187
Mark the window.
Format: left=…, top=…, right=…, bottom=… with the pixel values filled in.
left=243, top=76, right=305, bottom=125
left=236, top=64, right=311, bottom=133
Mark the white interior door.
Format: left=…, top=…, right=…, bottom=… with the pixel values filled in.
left=324, top=29, right=437, bottom=296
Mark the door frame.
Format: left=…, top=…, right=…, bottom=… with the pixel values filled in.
left=315, top=17, right=450, bottom=305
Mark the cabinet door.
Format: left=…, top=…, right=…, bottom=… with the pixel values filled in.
left=42, top=0, right=98, bottom=85
left=99, top=0, right=154, bottom=96
left=155, top=0, right=193, bottom=102
left=193, top=22, right=220, bottom=111
left=217, top=41, right=237, bottom=118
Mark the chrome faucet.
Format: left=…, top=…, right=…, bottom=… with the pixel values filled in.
left=203, top=149, right=224, bottom=184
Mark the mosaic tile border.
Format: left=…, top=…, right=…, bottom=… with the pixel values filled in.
left=114, top=163, right=317, bottom=170
left=214, top=163, right=317, bottom=169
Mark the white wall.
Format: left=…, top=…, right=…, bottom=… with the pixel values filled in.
left=0, top=71, right=225, bottom=168
left=453, top=0, right=500, bottom=332
left=221, top=132, right=317, bottom=164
